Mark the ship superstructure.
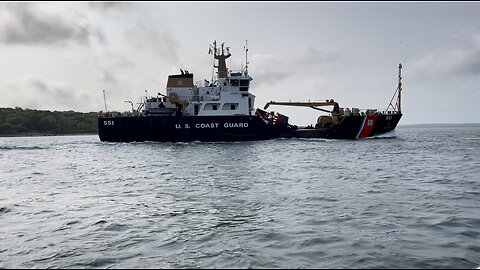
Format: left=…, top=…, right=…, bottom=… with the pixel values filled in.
left=139, top=41, right=255, bottom=118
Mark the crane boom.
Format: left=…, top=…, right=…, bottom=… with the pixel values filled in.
left=264, top=101, right=339, bottom=113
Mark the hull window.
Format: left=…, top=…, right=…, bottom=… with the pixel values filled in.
left=222, top=103, right=239, bottom=110
left=204, top=103, right=220, bottom=110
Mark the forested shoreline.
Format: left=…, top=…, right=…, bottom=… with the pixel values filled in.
left=0, top=107, right=98, bottom=136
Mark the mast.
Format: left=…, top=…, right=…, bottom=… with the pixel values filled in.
left=387, top=63, right=402, bottom=113
left=398, top=63, right=402, bottom=113
left=210, top=40, right=231, bottom=78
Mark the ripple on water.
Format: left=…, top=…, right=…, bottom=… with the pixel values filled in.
left=0, top=130, right=479, bottom=269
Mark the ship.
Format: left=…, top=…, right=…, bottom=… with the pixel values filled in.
left=98, top=41, right=402, bottom=142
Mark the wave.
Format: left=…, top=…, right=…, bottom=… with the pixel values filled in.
left=0, top=206, right=12, bottom=214
left=0, top=145, right=46, bottom=150
left=370, top=130, right=397, bottom=139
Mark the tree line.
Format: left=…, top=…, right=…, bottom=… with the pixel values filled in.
left=0, top=107, right=98, bottom=135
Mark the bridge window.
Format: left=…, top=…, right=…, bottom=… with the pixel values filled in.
left=239, top=80, right=249, bottom=91
left=240, top=80, right=249, bottom=87
left=231, top=79, right=239, bottom=86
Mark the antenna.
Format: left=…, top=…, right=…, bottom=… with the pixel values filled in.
left=103, top=89, right=108, bottom=112
left=210, top=40, right=217, bottom=82
left=244, top=40, right=249, bottom=74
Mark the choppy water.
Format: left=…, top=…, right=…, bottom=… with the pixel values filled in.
left=0, top=125, right=479, bottom=269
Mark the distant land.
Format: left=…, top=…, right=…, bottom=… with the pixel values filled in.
left=398, top=123, right=480, bottom=128
left=0, top=107, right=97, bottom=136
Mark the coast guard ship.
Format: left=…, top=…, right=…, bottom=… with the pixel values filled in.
left=98, top=41, right=402, bottom=142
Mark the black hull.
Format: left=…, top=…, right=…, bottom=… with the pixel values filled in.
left=286, top=113, right=402, bottom=140
left=98, top=114, right=402, bottom=142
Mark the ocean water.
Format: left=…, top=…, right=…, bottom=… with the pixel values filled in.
left=0, top=125, right=479, bottom=269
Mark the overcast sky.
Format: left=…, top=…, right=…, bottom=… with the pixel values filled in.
left=1, top=2, right=479, bottom=125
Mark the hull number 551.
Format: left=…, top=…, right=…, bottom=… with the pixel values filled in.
left=104, top=120, right=115, bottom=126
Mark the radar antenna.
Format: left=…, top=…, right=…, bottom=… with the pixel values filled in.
left=244, top=40, right=249, bottom=75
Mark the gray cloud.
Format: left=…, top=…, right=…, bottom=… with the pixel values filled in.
left=27, top=76, right=75, bottom=104
left=250, top=54, right=291, bottom=88
left=126, top=23, right=181, bottom=65
left=250, top=45, right=343, bottom=91
left=0, top=3, right=104, bottom=45
left=102, top=70, right=117, bottom=85
left=88, top=2, right=133, bottom=12
left=97, top=51, right=136, bottom=71
left=89, top=2, right=122, bottom=10
left=23, top=75, right=94, bottom=111
left=409, top=34, right=480, bottom=80
left=296, top=46, right=341, bottom=67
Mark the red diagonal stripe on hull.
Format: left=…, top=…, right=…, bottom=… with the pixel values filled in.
left=358, top=115, right=378, bottom=138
